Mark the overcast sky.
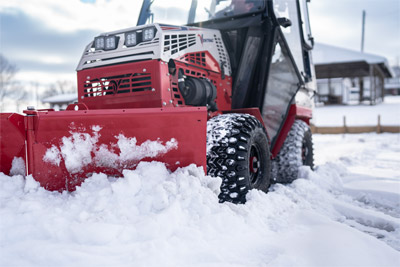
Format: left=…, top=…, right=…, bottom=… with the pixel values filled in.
left=1, top=0, right=399, bottom=86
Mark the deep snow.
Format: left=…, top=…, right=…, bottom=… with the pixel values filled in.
left=1, top=133, right=399, bottom=266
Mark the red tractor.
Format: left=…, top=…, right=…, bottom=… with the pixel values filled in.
left=1, top=0, right=315, bottom=203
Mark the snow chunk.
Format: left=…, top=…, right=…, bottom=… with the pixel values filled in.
left=43, top=145, right=62, bottom=166
left=10, top=157, right=25, bottom=176
left=117, top=135, right=178, bottom=161
left=60, top=131, right=100, bottom=174
left=24, top=175, right=41, bottom=193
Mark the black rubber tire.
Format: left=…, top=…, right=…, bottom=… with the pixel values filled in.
left=273, top=120, right=314, bottom=184
left=207, top=114, right=271, bottom=204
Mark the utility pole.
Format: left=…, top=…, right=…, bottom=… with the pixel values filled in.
left=361, top=10, right=366, bottom=52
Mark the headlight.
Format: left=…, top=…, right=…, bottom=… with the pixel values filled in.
left=94, top=36, right=105, bottom=50
left=105, top=36, right=118, bottom=50
left=125, top=31, right=137, bottom=47
left=143, top=27, right=155, bottom=41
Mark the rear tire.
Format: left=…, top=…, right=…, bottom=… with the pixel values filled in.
left=273, top=120, right=314, bottom=183
left=207, top=114, right=271, bottom=204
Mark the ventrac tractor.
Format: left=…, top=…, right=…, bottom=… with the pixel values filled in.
left=1, top=0, right=316, bottom=203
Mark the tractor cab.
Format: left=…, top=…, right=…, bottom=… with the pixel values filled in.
left=138, top=0, right=316, bottom=146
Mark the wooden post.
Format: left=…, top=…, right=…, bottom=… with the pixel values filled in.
left=359, top=78, right=364, bottom=104
left=377, top=115, right=381, bottom=133
left=369, top=64, right=375, bottom=105
left=343, top=116, right=347, bottom=133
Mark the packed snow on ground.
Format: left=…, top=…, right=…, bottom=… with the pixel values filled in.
left=1, top=132, right=399, bottom=266
left=313, top=95, right=400, bottom=126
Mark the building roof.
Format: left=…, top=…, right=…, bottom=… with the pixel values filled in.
left=42, top=93, right=78, bottom=104
left=313, top=43, right=393, bottom=79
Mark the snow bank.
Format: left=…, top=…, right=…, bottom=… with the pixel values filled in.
left=1, top=133, right=399, bottom=266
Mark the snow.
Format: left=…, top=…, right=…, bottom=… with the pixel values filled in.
left=1, top=133, right=400, bottom=266
left=314, top=95, right=400, bottom=126
left=9, top=157, right=25, bottom=176
left=206, top=113, right=240, bottom=155
left=42, top=125, right=178, bottom=174
left=313, top=43, right=390, bottom=66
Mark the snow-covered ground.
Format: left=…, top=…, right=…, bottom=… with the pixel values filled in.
left=1, top=132, right=399, bottom=266
left=313, top=95, right=400, bottom=126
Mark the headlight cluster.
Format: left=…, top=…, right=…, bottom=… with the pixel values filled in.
left=93, top=27, right=156, bottom=51
left=94, top=36, right=119, bottom=51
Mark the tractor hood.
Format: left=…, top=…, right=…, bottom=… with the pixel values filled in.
left=76, top=23, right=231, bottom=76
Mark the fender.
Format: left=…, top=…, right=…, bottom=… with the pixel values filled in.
left=271, top=104, right=312, bottom=157
left=223, top=108, right=266, bottom=129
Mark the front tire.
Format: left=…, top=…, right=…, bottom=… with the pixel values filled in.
left=207, top=114, right=271, bottom=204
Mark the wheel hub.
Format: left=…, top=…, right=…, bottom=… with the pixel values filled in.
left=249, top=145, right=262, bottom=186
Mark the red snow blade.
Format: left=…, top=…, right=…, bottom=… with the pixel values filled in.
left=4, top=107, right=206, bottom=191
left=0, top=113, right=26, bottom=175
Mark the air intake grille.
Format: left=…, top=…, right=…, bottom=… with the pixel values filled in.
left=180, top=52, right=206, bottom=67
left=164, top=34, right=196, bottom=55
left=83, top=73, right=152, bottom=97
left=214, top=35, right=231, bottom=70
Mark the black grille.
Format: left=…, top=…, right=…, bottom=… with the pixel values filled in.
left=83, top=72, right=152, bottom=97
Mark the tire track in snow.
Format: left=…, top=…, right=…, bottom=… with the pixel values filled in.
left=312, top=133, right=400, bottom=251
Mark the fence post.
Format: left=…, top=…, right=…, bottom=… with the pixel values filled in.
left=377, top=115, right=381, bottom=133
left=343, top=116, right=347, bottom=133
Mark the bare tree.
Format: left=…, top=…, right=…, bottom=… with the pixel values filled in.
left=42, top=80, right=76, bottom=99
left=0, top=54, right=18, bottom=102
left=14, top=84, right=29, bottom=111
left=0, top=54, right=28, bottom=112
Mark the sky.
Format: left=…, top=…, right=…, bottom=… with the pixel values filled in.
left=0, top=0, right=399, bottom=87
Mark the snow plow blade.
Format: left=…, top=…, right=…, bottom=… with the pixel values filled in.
left=1, top=107, right=206, bottom=191
left=0, top=113, right=26, bottom=175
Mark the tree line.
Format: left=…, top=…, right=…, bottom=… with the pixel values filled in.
left=0, top=54, right=75, bottom=112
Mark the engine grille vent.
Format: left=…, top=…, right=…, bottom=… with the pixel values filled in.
left=83, top=72, right=152, bottom=97
left=164, top=34, right=196, bottom=55
left=214, top=35, right=231, bottom=70
left=180, top=52, right=206, bottom=67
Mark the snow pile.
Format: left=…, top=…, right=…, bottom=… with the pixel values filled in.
left=1, top=133, right=399, bottom=266
left=43, top=125, right=178, bottom=173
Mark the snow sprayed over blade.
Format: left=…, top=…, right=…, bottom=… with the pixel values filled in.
left=42, top=125, right=178, bottom=174
left=117, top=135, right=178, bottom=162
left=43, top=146, right=62, bottom=166
left=60, top=129, right=100, bottom=173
